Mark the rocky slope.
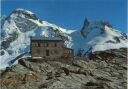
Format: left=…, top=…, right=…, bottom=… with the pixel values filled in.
left=0, top=48, right=127, bottom=89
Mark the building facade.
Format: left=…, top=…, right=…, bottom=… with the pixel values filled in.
left=30, top=37, right=74, bottom=62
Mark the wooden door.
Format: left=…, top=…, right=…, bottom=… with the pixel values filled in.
left=46, top=50, right=49, bottom=56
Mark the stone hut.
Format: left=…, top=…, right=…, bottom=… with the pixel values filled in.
left=30, top=37, right=74, bottom=63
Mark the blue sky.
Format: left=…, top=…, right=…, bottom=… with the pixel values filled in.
left=1, top=0, right=127, bottom=33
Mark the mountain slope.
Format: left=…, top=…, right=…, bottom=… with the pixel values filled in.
left=0, top=48, right=127, bottom=89
left=71, top=19, right=128, bottom=55
left=0, top=8, right=128, bottom=69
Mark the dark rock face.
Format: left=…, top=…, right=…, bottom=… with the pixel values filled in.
left=100, top=20, right=112, bottom=28
left=121, top=32, right=128, bottom=39
left=0, top=48, right=127, bottom=89
left=1, top=32, right=18, bottom=50
left=14, top=17, right=38, bottom=32
left=113, top=36, right=120, bottom=43
left=88, top=48, right=127, bottom=61
left=11, top=9, right=38, bottom=20
left=80, top=18, right=90, bottom=38
left=0, top=16, right=6, bottom=29
left=0, top=50, right=5, bottom=56
left=105, top=40, right=116, bottom=44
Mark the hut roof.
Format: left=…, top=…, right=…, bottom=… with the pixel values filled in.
left=31, top=37, right=63, bottom=42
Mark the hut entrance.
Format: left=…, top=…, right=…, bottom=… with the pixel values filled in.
left=46, top=50, right=49, bottom=56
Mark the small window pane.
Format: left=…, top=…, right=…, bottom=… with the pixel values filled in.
left=55, top=43, right=57, bottom=47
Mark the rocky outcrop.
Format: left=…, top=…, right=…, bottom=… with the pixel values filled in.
left=0, top=48, right=127, bottom=89
left=88, top=48, right=127, bottom=61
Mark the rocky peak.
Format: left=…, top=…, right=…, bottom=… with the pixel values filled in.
left=2, top=8, right=39, bottom=33
left=83, top=18, right=90, bottom=26
left=10, top=8, right=38, bottom=20
left=80, top=18, right=90, bottom=37
left=80, top=19, right=113, bottom=38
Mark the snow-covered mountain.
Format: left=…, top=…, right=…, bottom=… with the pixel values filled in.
left=71, top=19, right=128, bottom=55
left=0, top=8, right=128, bottom=69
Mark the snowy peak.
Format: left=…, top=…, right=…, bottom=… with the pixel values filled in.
left=80, top=19, right=114, bottom=38
left=71, top=19, right=128, bottom=54
left=10, top=8, right=38, bottom=20
left=80, top=18, right=127, bottom=42
left=2, top=9, right=41, bottom=33
left=3, top=8, right=71, bottom=33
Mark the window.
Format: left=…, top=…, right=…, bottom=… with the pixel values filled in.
left=69, top=50, right=72, bottom=53
left=35, top=42, right=40, bottom=47
left=55, top=43, right=57, bottom=47
left=45, top=43, right=49, bottom=47
left=36, top=43, right=38, bottom=47
left=46, top=50, right=49, bottom=56
left=32, top=43, right=35, bottom=46
left=37, top=43, right=40, bottom=47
